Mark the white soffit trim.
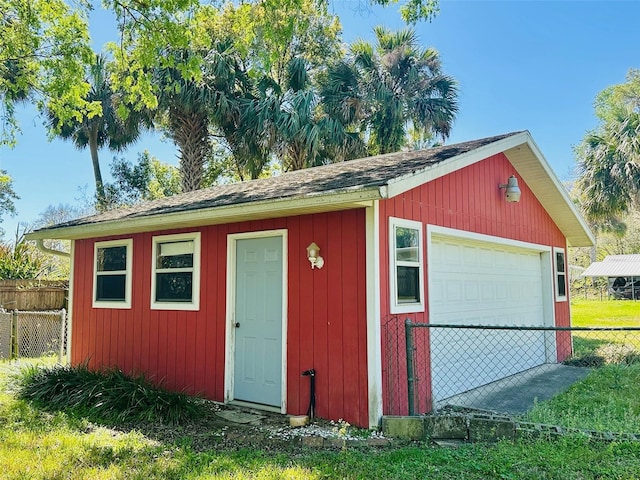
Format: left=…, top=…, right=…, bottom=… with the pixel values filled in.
left=26, top=189, right=380, bottom=241
left=385, top=132, right=531, bottom=198
left=504, top=135, right=595, bottom=247
left=387, top=132, right=594, bottom=248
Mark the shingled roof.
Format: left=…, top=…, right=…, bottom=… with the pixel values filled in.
left=26, top=131, right=594, bottom=246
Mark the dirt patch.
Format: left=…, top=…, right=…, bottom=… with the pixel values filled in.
left=112, top=401, right=391, bottom=452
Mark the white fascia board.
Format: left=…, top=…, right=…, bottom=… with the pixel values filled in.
left=385, top=132, right=531, bottom=199
left=386, top=131, right=595, bottom=248
left=515, top=135, right=595, bottom=247
left=25, top=188, right=383, bottom=241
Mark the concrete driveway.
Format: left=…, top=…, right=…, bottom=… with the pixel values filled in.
left=434, top=364, right=591, bottom=415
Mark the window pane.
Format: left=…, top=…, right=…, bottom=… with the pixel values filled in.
left=396, top=227, right=419, bottom=262
left=96, top=275, right=126, bottom=301
left=397, top=266, right=420, bottom=303
left=156, top=272, right=193, bottom=302
left=157, top=254, right=194, bottom=269
left=159, top=241, right=194, bottom=257
left=557, top=274, right=566, bottom=297
left=157, top=241, right=194, bottom=269
left=556, top=251, right=565, bottom=273
left=97, top=246, right=127, bottom=272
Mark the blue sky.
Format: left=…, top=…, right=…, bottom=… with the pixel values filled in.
left=1, top=0, right=638, bottom=239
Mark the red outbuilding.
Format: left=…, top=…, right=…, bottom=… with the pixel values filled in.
left=28, top=131, right=594, bottom=428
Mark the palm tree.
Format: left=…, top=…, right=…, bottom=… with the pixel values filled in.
left=276, top=58, right=364, bottom=171
left=155, top=42, right=273, bottom=186
left=49, top=54, right=151, bottom=209
left=210, top=52, right=278, bottom=181
left=153, top=48, right=221, bottom=192
left=324, top=26, right=458, bottom=155
left=577, top=109, right=640, bottom=222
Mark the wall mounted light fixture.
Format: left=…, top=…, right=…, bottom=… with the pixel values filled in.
left=499, top=175, right=521, bottom=203
left=306, top=242, right=324, bottom=269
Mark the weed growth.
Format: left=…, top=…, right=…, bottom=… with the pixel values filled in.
left=525, top=364, right=640, bottom=433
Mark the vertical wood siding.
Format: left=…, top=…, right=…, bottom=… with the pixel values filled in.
left=379, top=153, right=571, bottom=415
left=71, top=210, right=369, bottom=427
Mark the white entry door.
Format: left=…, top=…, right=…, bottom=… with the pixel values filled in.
left=429, top=233, right=549, bottom=403
left=233, top=235, right=284, bottom=407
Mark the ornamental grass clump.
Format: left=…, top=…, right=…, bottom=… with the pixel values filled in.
left=17, top=363, right=203, bottom=425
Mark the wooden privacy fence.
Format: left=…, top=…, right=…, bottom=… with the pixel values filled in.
left=0, top=310, right=67, bottom=363
left=0, top=280, right=67, bottom=311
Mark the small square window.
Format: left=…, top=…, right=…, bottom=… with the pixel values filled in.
left=151, top=233, right=200, bottom=310
left=389, top=217, right=424, bottom=313
left=93, top=240, right=132, bottom=309
left=554, top=248, right=567, bottom=301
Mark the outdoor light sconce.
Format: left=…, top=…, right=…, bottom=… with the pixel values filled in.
left=306, top=242, right=324, bottom=269
left=499, top=175, right=522, bottom=203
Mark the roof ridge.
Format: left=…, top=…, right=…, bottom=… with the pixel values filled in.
left=30, top=131, right=528, bottom=234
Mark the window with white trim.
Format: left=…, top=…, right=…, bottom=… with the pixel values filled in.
left=93, top=239, right=132, bottom=309
left=389, top=217, right=424, bottom=313
left=554, top=247, right=567, bottom=301
left=151, top=232, right=201, bottom=310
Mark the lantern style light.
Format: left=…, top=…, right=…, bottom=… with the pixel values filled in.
left=306, top=242, right=324, bottom=269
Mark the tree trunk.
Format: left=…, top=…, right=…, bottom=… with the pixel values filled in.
left=172, top=110, right=209, bottom=193
left=88, top=127, right=106, bottom=210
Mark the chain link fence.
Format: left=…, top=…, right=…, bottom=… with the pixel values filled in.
left=0, top=310, right=67, bottom=362
left=383, top=316, right=640, bottom=417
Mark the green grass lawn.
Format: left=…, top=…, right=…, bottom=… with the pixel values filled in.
left=525, top=363, right=640, bottom=433
left=571, top=299, right=640, bottom=327
left=3, top=301, right=640, bottom=479
left=3, top=356, right=640, bottom=479
left=522, top=299, right=640, bottom=432
left=568, top=299, right=640, bottom=358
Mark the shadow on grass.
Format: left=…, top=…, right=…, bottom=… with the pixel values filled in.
left=564, top=336, right=640, bottom=367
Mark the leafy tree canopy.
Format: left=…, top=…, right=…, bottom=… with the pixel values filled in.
left=371, top=0, right=439, bottom=24
left=107, top=0, right=439, bottom=111
left=0, top=171, right=19, bottom=237
left=594, top=69, right=640, bottom=122
left=203, top=0, right=342, bottom=83
left=576, top=69, right=640, bottom=225
left=106, top=151, right=181, bottom=206
left=0, top=0, right=96, bottom=146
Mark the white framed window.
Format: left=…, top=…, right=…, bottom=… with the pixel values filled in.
left=554, top=247, right=567, bottom=302
left=151, top=232, right=201, bottom=311
left=93, top=239, right=133, bottom=309
left=389, top=217, right=425, bottom=314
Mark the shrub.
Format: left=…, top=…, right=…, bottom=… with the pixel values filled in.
left=0, top=241, right=44, bottom=279
left=17, top=363, right=203, bottom=425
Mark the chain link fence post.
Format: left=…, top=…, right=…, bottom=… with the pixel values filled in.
left=405, top=318, right=415, bottom=416
left=59, top=309, right=67, bottom=363
left=10, top=309, right=18, bottom=361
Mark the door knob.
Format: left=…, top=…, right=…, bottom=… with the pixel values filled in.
left=235, top=322, right=240, bottom=328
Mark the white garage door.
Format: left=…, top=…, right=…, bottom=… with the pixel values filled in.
left=429, top=235, right=549, bottom=403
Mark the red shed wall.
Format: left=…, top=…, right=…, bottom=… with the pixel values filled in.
left=71, top=210, right=369, bottom=427
left=379, top=153, right=571, bottom=415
